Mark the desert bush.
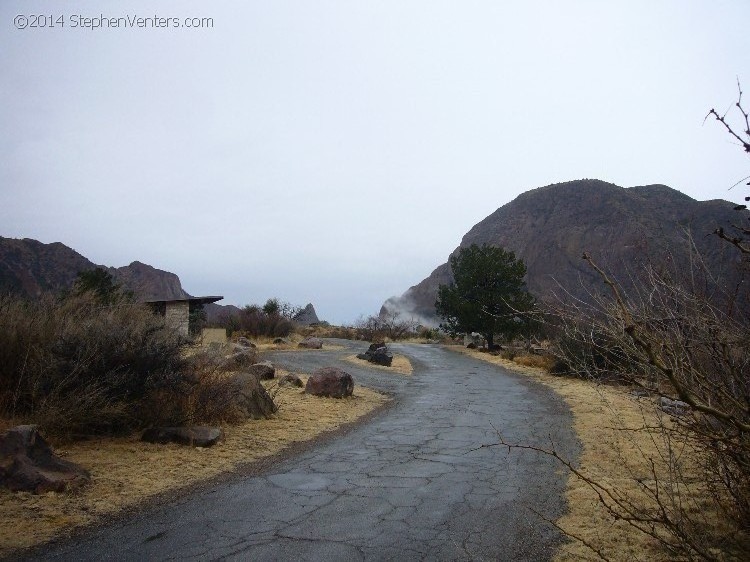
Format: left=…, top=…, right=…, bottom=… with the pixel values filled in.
left=354, top=312, right=419, bottom=342
left=214, top=303, right=294, bottom=338
left=141, top=350, right=254, bottom=427
left=0, top=291, right=186, bottom=438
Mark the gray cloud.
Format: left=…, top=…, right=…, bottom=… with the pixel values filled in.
left=2, top=0, right=749, bottom=324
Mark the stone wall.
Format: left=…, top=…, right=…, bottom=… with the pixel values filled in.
left=165, top=301, right=190, bottom=336
left=201, top=327, right=227, bottom=345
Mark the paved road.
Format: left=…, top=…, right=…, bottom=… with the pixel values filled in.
left=31, top=341, right=578, bottom=561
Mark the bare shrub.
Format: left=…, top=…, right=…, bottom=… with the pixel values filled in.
left=354, top=312, right=419, bottom=342
left=546, top=248, right=750, bottom=560
left=142, top=350, right=258, bottom=427
left=214, top=304, right=294, bottom=338
left=0, top=292, right=186, bottom=438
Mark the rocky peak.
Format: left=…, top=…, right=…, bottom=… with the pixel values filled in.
left=294, top=303, right=320, bottom=325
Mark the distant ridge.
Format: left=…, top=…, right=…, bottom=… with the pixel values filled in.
left=382, top=179, right=746, bottom=324
left=0, top=236, right=190, bottom=301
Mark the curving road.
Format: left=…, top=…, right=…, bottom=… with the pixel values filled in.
left=30, top=341, right=579, bottom=561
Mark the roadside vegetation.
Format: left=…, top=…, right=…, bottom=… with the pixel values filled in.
left=0, top=279, right=391, bottom=555
left=435, top=89, right=750, bottom=561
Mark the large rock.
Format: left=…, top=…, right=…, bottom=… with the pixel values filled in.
left=229, top=372, right=278, bottom=418
left=223, top=349, right=258, bottom=370
left=141, top=426, right=223, bottom=447
left=235, top=337, right=256, bottom=349
left=298, top=337, right=323, bottom=349
left=247, top=361, right=275, bottom=380
left=368, top=349, right=393, bottom=367
left=660, top=397, right=689, bottom=417
left=0, top=425, right=90, bottom=494
left=357, top=343, right=394, bottom=367
left=305, top=367, right=354, bottom=398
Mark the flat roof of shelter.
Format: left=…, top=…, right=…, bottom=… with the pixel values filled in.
left=146, top=296, right=223, bottom=305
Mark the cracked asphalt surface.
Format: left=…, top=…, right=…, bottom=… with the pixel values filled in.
left=30, top=341, right=579, bottom=561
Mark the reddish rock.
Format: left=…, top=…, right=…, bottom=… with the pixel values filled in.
left=305, top=367, right=354, bottom=398
left=0, top=425, right=89, bottom=494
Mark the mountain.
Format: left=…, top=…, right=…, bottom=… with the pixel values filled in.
left=108, top=261, right=188, bottom=301
left=382, top=179, right=746, bottom=324
left=294, top=303, right=320, bottom=325
left=0, top=236, right=190, bottom=301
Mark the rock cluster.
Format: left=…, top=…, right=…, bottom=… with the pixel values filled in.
left=305, top=367, right=354, bottom=398
left=660, top=397, right=689, bottom=417
left=357, top=343, right=393, bottom=367
left=0, top=425, right=89, bottom=493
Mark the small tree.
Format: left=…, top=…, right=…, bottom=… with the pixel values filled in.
left=73, top=267, right=132, bottom=304
left=435, top=244, right=535, bottom=348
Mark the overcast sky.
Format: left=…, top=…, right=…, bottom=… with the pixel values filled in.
left=2, top=1, right=748, bottom=324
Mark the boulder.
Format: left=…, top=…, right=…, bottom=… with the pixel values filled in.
left=298, top=337, right=323, bottom=349
left=247, top=361, right=275, bottom=380
left=356, top=344, right=393, bottom=367
left=141, top=426, right=223, bottom=447
left=305, top=367, right=354, bottom=398
left=279, top=373, right=304, bottom=388
left=223, top=349, right=258, bottom=370
left=368, top=349, right=393, bottom=367
left=228, top=372, right=278, bottom=418
left=236, top=337, right=256, bottom=349
left=660, top=397, right=689, bottom=417
left=273, top=337, right=288, bottom=344
left=0, top=425, right=90, bottom=494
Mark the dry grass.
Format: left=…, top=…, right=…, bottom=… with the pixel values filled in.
left=452, top=347, right=709, bottom=562
left=512, top=353, right=557, bottom=370
left=244, top=334, right=345, bottom=352
left=0, top=375, right=388, bottom=557
left=342, top=354, right=414, bottom=376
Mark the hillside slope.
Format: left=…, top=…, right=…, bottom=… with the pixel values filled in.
left=382, top=179, right=745, bottom=323
left=0, top=237, right=189, bottom=301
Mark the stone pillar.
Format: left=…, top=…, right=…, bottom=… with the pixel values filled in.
left=165, top=301, right=190, bottom=337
